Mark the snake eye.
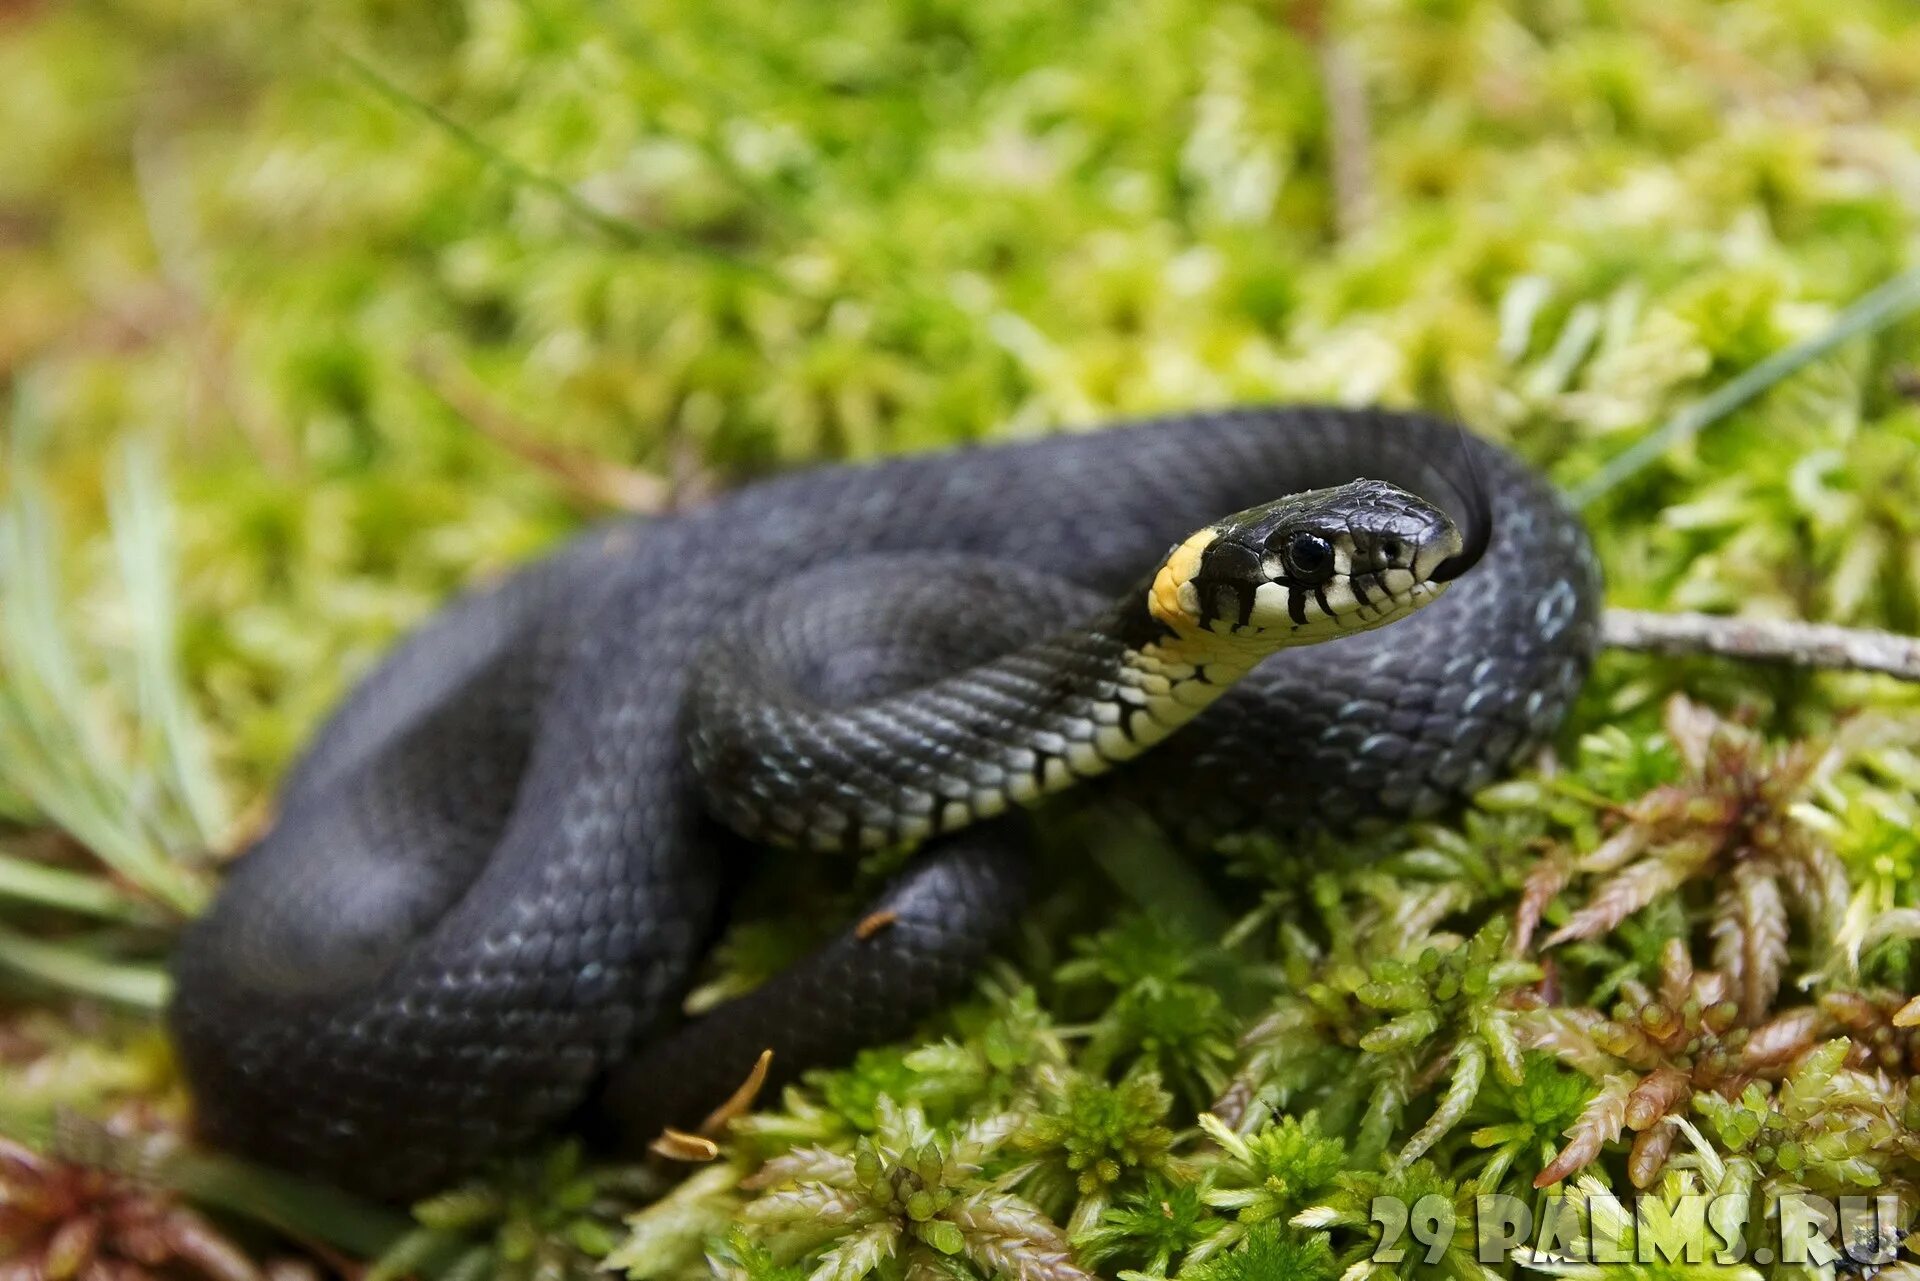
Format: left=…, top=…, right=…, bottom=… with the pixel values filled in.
left=1280, top=531, right=1335, bottom=584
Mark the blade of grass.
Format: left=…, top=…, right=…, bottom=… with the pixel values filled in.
left=0, top=703, right=201, bottom=914
left=0, top=487, right=207, bottom=915
left=0, top=487, right=136, bottom=793
left=167, top=1147, right=413, bottom=1261
left=1570, top=265, right=1920, bottom=507
left=580, top=6, right=821, bottom=238
left=109, top=441, right=229, bottom=850
left=0, top=405, right=209, bottom=915
left=0, top=926, right=170, bottom=1008
left=0, top=848, right=150, bottom=920
left=332, top=44, right=797, bottom=292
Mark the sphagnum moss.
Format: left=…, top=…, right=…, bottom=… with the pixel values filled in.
left=8, top=1, right=1920, bottom=1279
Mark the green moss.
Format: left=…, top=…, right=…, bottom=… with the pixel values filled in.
left=1016, top=1071, right=1178, bottom=1199
left=7, top=0, right=1920, bottom=1277
left=1179, top=1222, right=1339, bottom=1281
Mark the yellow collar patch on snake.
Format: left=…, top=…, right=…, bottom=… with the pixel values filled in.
left=1148, top=528, right=1215, bottom=635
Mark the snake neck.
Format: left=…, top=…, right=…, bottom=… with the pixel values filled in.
left=687, top=573, right=1276, bottom=853
left=1105, top=594, right=1269, bottom=754
left=691, top=474, right=1465, bottom=853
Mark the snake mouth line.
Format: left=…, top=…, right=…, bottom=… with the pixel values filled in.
left=1332, top=576, right=1445, bottom=630
left=1428, top=432, right=1494, bottom=583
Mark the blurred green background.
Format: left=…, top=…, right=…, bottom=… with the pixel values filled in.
left=7, top=1, right=1920, bottom=1278
left=8, top=0, right=1920, bottom=793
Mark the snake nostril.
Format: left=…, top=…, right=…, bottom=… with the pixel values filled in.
left=1379, top=538, right=1404, bottom=564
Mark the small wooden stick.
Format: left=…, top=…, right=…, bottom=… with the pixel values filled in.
left=1602, top=608, right=1920, bottom=682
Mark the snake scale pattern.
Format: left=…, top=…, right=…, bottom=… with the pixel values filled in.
left=169, top=407, right=1602, bottom=1197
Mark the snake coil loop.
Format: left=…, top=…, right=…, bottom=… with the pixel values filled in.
left=169, top=407, right=1601, bottom=1197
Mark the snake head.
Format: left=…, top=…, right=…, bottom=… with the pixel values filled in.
left=1149, top=478, right=1462, bottom=647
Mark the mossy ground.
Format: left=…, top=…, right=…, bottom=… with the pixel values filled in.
left=6, top=1, right=1920, bottom=1278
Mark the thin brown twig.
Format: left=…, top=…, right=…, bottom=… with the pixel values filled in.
left=1603, top=608, right=1920, bottom=682
left=408, top=348, right=678, bottom=514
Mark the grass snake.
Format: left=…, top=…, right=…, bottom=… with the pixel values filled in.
left=168, top=406, right=1602, bottom=1197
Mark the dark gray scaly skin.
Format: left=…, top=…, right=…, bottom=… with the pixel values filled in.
left=683, top=480, right=1461, bottom=855
left=168, top=408, right=1601, bottom=1198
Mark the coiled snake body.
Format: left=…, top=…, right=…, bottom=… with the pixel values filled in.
left=169, top=408, right=1601, bottom=1197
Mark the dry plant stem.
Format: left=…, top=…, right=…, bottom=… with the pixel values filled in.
left=1603, top=608, right=1920, bottom=682
left=1316, top=40, right=1374, bottom=239
left=1282, top=0, right=1374, bottom=239
left=409, top=348, right=672, bottom=513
